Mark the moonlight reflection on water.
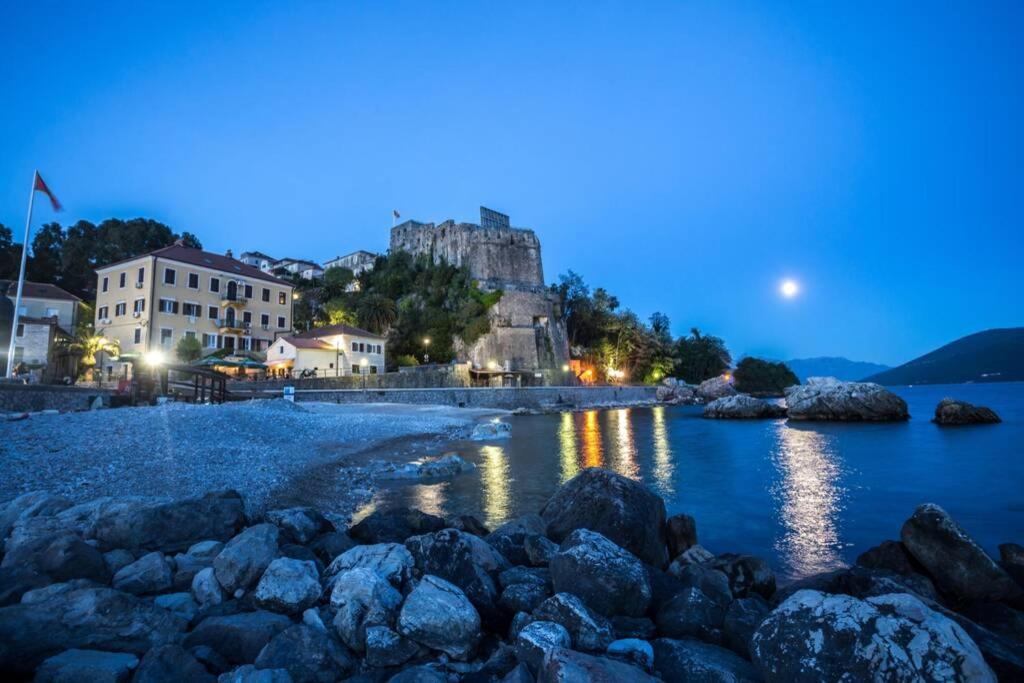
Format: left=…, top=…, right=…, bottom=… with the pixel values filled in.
left=772, top=425, right=846, bottom=577
left=480, top=445, right=511, bottom=529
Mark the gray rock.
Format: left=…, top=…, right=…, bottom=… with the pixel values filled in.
left=933, top=398, right=1001, bottom=425
left=113, top=551, right=173, bottom=595
left=665, top=513, right=698, bottom=560
left=668, top=544, right=715, bottom=577
left=487, top=514, right=548, bottom=566
left=704, top=395, right=786, bottom=419
left=901, top=503, right=1021, bottom=601
left=329, top=567, right=403, bottom=652
left=254, top=624, right=355, bottom=683
left=0, top=491, right=71, bottom=542
left=218, top=665, right=293, bottom=682
left=0, top=584, right=186, bottom=674
left=193, top=566, right=226, bottom=608
left=155, top=591, right=200, bottom=622
left=88, top=490, right=246, bottom=553
left=104, top=549, right=136, bottom=575
left=184, top=610, right=293, bottom=665
left=397, top=574, right=481, bottom=660
left=607, top=638, right=654, bottom=671
left=652, top=638, right=761, bottom=682
left=38, top=532, right=111, bottom=583
left=696, top=376, right=738, bottom=401
left=723, top=595, right=770, bottom=660
left=471, top=420, right=512, bottom=440
left=1000, top=543, right=1024, bottom=588
left=36, top=648, right=139, bottom=683
left=540, top=468, right=669, bottom=567
left=655, top=564, right=733, bottom=641
left=253, top=558, right=321, bottom=614
left=499, top=662, right=534, bottom=683
left=173, top=540, right=225, bottom=590
left=386, top=666, right=447, bottom=683
left=549, top=528, right=652, bottom=617
left=308, top=532, right=355, bottom=565
left=509, top=611, right=534, bottom=640
left=532, top=592, right=614, bottom=652
left=265, top=508, right=329, bottom=544
left=855, top=539, right=922, bottom=576
left=784, top=376, right=908, bottom=421
left=364, top=624, right=420, bottom=667
left=446, top=514, right=490, bottom=537
left=771, top=565, right=939, bottom=606
left=751, top=590, right=995, bottom=682
left=500, top=565, right=551, bottom=590
left=515, top=620, right=571, bottom=673
left=611, top=615, right=657, bottom=640
left=349, top=507, right=446, bottom=545
left=501, top=581, right=550, bottom=614
left=324, top=542, right=413, bottom=587
left=133, top=644, right=214, bottom=683
left=0, top=565, right=51, bottom=606
left=539, top=647, right=660, bottom=682
left=523, top=534, right=558, bottom=566
left=191, top=645, right=231, bottom=676
left=708, top=553, right=776, bottom=599
left=214, top=524, right=281, bottom=595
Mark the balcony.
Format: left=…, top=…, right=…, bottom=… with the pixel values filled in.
left=217, top=318, right=251, bottom=332
left=220, top=293, right=248, bottom=306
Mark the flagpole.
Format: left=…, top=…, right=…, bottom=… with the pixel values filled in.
left=5, top=171, right=38, bottom=378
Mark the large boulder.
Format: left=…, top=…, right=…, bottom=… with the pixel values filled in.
left=183, top=610, right=292, bottom=665
left=329, top=567, right=403, bottom=652
left=37, top=532, right=111, bottom=583
left=397, top=574, right=481, bottom=660
left=0, top=584, right=186, bottom=674
left=264, top=508, right=330, bottom=545
left=704, top=395, right=786, bottom=419
left=35, top=649, right=139, bottom=683
left=532, top=592, right=615, bottom=652
left=349, top=507, right=445, bottom=544
left=324, top=543, right=413, bottom=588
left=933, top=398, right=1002, bottom=425
left=751, top=590, right=995, bottom=682
left=707, top=553, right=776, bottom=599
left=900, top=503, right=1021, bottom=601
left=0, top=565, right=51, bottom=606
left=652, top=638, right=761, bottom=682
left=253, top=558, right=322, bottom=614
left=722, top=595, right=770, bottom=659
left=549, top=528, right=651, bottom=617
left=515, top=620, right=571, bottom=673
left=112, top=551, right=174, bottom=595
left=784, top=377, right=908, bottom=421
left=213, top=524, right=281, bottom=595
left=0, top=491, right=71, bottom=542
left=1000, top=543, right=1024, bottom=588
left=486, top=514, right=548, bottom=566
left=538, top=647, right=660, bottom=682
left=133, top=644, right=214, bottom=683
left=173, top=540, right=225, bottom=590
left=540, top=468, right=669, bottom=567
left=363, top=624, right=420, bottom=667
left=696, top=376, right=738, bottom=401
left=253, top=624, right=356, bottom=683
left=88, top=491, right=246, bottom=553
left=665, top=514, right=698, bottom=560
left=655, top=564, right=733, bottom=641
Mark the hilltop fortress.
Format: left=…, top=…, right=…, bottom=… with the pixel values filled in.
left=390, top=207, right=570, bottom=375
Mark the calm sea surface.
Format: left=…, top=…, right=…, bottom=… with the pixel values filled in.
left=370, top=383, right=1024, bottom=581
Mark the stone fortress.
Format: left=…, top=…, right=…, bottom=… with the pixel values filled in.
left=390, top=207, right=570, bottom=375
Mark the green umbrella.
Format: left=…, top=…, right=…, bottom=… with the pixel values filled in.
left=240, top=358, right=267, bottom=369
left=194, top=357, right=243, bottom=367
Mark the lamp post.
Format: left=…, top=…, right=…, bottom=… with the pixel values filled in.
left=360, top=357, right=369, bottom=390
left=335, top=338, right=341, bottom=378
left=422, top=337, right=431, bottom=365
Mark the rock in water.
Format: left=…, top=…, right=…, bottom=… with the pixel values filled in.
left=349, top=507, right=445, bottom=544
left=472, top=421, right=512, bottom=440
left=88, top=490, right=246, bottom=553
left=784, top=377, right=909, bottom=421
left=933, top=398, right=1002, bottom=425
left=539, top=647, right=661, bottom=682
left=703, top=395, right=787, bottom=419
left=540, top=467, right=669, bottom=567
left=549, top=528, right=652, bottom=617
left=900, top=503, right=1021, bottom=601
left=397, top=574, right=481, bottom=660
left=751, top=590, right=995, bottom=682
left=696, top=376, right=738, bottom=401
left=0, top=584, right=186, bottom=674
left=253, top=558, right=322, bottom=614
left=213, top=524, right=281, bottom=595
left=652, top=638, right=761, bottom=682
left=35, top=649, right=140, bottom=683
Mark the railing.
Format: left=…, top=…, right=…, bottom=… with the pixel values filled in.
left=220, top=293, right=248, bottom=305
left=216, top=319, right=251, bottom=330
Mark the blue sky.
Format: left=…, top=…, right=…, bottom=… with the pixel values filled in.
left=2, top=1, right=1021, bottom=365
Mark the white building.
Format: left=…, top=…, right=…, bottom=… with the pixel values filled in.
left=239, top=251, right=277, bottom=273
left=324, top=251, right=378, bottom=276
left=273, top=257, right=323, bottom=280
left=265, top=323, right=386, bottom=377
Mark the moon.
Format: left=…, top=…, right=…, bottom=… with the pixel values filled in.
left=780, top=279, right=799, bottom=298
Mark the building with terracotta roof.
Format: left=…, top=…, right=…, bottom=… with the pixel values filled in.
left=93, top=244, right=295, bottom=377
left=1, top=280, right=81, bottom=377
left=265, top=322, right=386, bottom=377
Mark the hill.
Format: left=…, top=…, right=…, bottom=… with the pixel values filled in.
left=783, top=357, right=891, bottom=382
left=863, top=328, right=1024, bottom=386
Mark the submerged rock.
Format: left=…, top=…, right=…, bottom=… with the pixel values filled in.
left=933, top=398, right=1002, bottom=425
left=471, top=421, right=512, bottom=440
left=704, top=394, right=787, bottom=419
left=375, top=454, right=476, bottom=480
left=784, top=376, right=908, bottom=421
left=751, top=590, right=995, bottom=682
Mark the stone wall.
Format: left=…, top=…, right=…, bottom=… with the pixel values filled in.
left=0, top=383, right=114, bottom=413
left=229, top=364, right=474, bottom=392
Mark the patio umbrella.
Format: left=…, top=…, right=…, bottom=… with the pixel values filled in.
left=239, top=358, right=267, bottom=369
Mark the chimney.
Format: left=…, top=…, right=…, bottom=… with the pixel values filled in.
left=173, top=238, right=184, bottom=247
left=226, top=249, right=233, bottom=259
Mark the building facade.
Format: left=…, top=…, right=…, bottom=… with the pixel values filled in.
left=238, top=251, right=277, bottom=273
left=323, top=250, right=378, bottom=275
left=94, top=244, right=294, bottom=374
left=1, top=280, right=81, bottom=376
left=265, top=323, right=386, bottom=377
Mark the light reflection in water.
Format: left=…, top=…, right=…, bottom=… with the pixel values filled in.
left=412, top=481, right=448, bottom=519
left=651, top=406, right=675, bottom=496
left=612, top=409, right=639, bottom=478
left=480, top=445, right=510, bottom=528
left=582, top=410, right=603, bottom=468
left=558, top=412, right=580, bottom=483
left=772, top=425, right=846, bottom=578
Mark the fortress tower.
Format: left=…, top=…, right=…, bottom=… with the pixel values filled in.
left=390, top=207, right=570, bottom=374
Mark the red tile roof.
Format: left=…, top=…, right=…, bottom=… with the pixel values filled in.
left=283, top=337, right=336, bottom=350
left=0, top=280, right=81, bottom=302
left=96, top=245, right=293, bottom=285
left=293, top=323, right=385, bottom=340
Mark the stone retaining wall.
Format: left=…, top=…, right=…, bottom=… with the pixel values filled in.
left=0, top=383, right=115, bottom=413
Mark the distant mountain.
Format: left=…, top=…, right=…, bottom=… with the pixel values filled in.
left=863, top=328, right=1024, bottom=386
left=783, top=357, right=891, bottom=383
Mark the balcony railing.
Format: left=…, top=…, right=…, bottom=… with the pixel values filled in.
left=216, top=318, right=251, bottom=331
left=220, top=293, right=248, bottom=305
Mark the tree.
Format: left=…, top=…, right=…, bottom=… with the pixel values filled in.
left=675, top=328, right=732, bottom=384
left=733, top=357, right=799, bottom=396
left=175, top=335, right=203, bottom=363
left=357, top=294, right=398, bottom=334
left=61, top=332, right=120, bottom=384
left=323, top=298, right=358, bottom=326
left=0, top=223, right=20, bottom=279
left=27, top=223, right=64, bottom=283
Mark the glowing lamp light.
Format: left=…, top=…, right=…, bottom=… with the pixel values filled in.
left=487, top=360, right=498, bottom=370
left=607, top=368, right=625, bottom=380
left=423, top=337, right=431, bottom=346
left=359, top=358, right=369, bottom=366
left=144, top=350, right=165, bottom=366
left=723, top=372, right=733, bottom=382
left=780, top=279, right=799, bottom=298
left=561, top=364, right=570, bottom=373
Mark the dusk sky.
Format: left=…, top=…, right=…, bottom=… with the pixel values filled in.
left=2, top=1, right=1021, bottom=366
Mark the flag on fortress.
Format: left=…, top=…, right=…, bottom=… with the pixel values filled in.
left=393, top=209, right=400, bottom=219
left=33, top=172, right=62, bottom=211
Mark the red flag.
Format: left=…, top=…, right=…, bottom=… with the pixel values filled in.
left=33, top=172, right=62, bottom=211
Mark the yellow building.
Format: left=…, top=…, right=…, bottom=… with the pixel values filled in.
left=93, top=244, right=294, bottom=376
left=266, top=323, right=386, bottom=377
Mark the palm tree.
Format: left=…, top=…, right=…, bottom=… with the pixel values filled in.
left=61, top=332, right=120, bottom=386
left=357, top=294, right=398, bottom=334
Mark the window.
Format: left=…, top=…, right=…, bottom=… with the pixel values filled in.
left=277, top=316, right=286, bottom=328
left=202, top=333, right=218, bottom=349
left=184, top=330, right=197, bottom=340
left=45, top=307, right=59, bottom=318
left=243, top=311, right=252, bottom=324
left=114, top=302, right=127, bottom=316
left=101, top=277, right=108, bottom=293
left=208, top=306, right=218, bottom=319
left=133, top=328, right=142, bottom=344
left=188, top=272, right=199, bottom=289
left=241, top=337, right=251, bottom=351
left=119, top=272, right=126, bottom=288
left=278, top=291, right=287, bottom=305
left=133, top=299, right=145, bottom=314
left=244, top=284, right=253, bottom=299
left=15, top=324, right=24, bottom=337
left=163, top=268, right=176, bottom=285
left=183, top=302, right=201, bottom=317
left=351, top=341, right=358, bottom=352
left=137, top=267, right=145, bottom=284
left=261, top=313, right=269, bottom=327
left=159, top=298, right=178, bottom=314
left=97, top=306, right=108, bottom=320
left=209, top=277, right=220, bottom=293
left=262, top=287, right=270, bottom=302
left=358, top=342, right=365, bottom=352
left=351, top=364, right=359, bottom=374
left=278, top=345, right=284, bottom=354
left=370, top=365, right=378, bottom=374
left=160, top=328, right=173, bottom=347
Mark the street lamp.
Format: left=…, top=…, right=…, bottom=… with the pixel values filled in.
left=360, top=357, right=369, bottom=390
left=422, top=337, right=431, bottom=364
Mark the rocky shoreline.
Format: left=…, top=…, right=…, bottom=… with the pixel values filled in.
left=1, top=468, right=1021, bottom=682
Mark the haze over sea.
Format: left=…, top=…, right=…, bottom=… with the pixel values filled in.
left=372, top=382, right=1024, bottom=581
